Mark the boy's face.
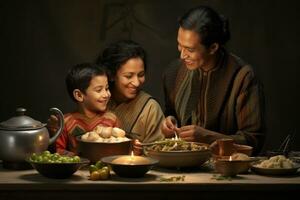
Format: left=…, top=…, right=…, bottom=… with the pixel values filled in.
left=82, top=75, right=111, bottom=113
left=113, top=57, right=145, bottom=101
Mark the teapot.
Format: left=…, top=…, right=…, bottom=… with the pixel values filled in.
left=0, top=107, right=64, bottom=169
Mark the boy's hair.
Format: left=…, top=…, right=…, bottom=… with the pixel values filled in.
left=66, top=63, right=107, bottom=102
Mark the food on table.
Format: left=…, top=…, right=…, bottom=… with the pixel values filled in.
left=255, top=155, right=295, bottom=169
left=112, top=127, right=126, bottom=137
left=81, top=126, right=129, bottom=143
left=231, top=153, right=250, bottom=160
left=89, top=161, right=110, bottom=181
left=147, top=139, right=208, bottom=152
left=29, top=150, right=81, bottom=163
left=159, top=175, right=185, bottom=182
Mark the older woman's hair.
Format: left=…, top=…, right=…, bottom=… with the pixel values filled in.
left=179, top=6, right=230, bottom=48
left=97, top=40, right=147, bottom=78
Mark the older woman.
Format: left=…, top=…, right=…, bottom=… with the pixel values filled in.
left=161, top=6, right=265, bottom=155
left=97, top=40, right=165, bottom=143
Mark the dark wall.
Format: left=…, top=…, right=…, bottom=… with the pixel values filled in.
left=1, top=0, right=299, bottom=152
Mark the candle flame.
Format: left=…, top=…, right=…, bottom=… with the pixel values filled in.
left=229, top=156, right=232, bottom=161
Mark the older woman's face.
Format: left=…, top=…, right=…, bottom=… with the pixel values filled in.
left=114, top=57, right=145, bottom=100
left=177, top=27, right=212, bottom=70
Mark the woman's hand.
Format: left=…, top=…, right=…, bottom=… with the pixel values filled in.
left=177, top=125, right=211, bottom=142
left=177, top=125, right=202, bottom=142
left=161, top=116, right=178, bottom=138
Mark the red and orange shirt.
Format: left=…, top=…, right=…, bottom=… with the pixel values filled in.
left=55, top=111, right=118, bottom=155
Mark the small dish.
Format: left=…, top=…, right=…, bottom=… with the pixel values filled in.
left=251, top=155, right=300, bottom=176
left=215, top=158, right=255, bottom=176
left=251, top=161, right=300, bottom=176
left=101, top=155, right=158, bottom=178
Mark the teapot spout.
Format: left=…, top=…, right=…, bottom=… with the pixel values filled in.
left=48, top=108, right=64, bottom=145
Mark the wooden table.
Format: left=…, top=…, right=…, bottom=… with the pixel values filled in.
left=1, top=163, right=299, bottom=200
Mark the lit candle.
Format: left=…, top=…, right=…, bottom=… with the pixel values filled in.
left=129, top=151, right=134, bottom=163
left=229, top=156, right=232, bottom=161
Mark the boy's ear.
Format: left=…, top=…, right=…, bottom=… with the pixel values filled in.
left=73, top=89, right=84, bottom=102
left=209, top=43, right=219, bottom=55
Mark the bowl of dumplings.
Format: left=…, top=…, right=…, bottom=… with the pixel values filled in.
left=76, top=126, right=132, bottom=163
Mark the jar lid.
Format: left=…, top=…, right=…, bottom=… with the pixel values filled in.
left=0, top=108, right=45, bottom=130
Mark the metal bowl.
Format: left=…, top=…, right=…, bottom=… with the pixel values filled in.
left=27, top=157, right=89, bottom=179
left=144, top=142, right=211, bottom=168
left=101, top=155, right=158, bottom=178
left=76, top=137, right=132, bottom=163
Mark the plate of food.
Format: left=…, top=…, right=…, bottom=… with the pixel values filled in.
left=251, top=155, right=300, bottom=176
left=144, top=139, right=211, bottom=168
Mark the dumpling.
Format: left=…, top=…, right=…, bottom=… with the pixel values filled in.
left=81, top=132, right=90, bottom=141
left=112, top=127, right=126, bottom=137
left=87, top=131, right=100, bottom=141
left=94, top=125, right=104, bottom=135
left=100, top=127, right=112, bottom=138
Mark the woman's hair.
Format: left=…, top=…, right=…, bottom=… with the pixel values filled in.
left=66, top=63, right=107, bottom=102
left=97, top=40, right=147, bottom=79
left=179, top=6, right=230, bottom=48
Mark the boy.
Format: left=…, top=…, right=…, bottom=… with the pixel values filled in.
left=55, top=63, right=118, bottom=155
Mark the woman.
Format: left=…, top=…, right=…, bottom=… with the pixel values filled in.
left=161, top=6, right=265, bottom=155
left=97, top=40, right=165, bottom=144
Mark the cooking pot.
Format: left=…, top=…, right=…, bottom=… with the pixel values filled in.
left=0, top=107, right=64, bottom=169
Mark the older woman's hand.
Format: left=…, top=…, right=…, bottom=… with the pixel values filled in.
left=161, top=116, right=178, bottom=138
left=177, top=125, right=230, bottom=144
left=177, top=125, right=202, bottom=142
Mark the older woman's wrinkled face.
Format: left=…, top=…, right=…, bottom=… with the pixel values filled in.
left=114, top=57, right=145, bottom=101
left=177, top=27, right=212, bottom=70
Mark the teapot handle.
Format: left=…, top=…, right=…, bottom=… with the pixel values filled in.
left=48, top=108, right=64, bottom=145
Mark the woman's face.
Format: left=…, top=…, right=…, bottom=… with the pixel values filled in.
left=82, top=75, right=111, bottom=112
left=177, top=27, right=213, bottom=70
left=113, top=57, right=145, bottom=101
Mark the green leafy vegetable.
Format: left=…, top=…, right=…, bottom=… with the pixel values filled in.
left=159, top=175, right=186, bottom=182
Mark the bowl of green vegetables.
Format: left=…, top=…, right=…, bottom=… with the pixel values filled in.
left=26, top=151, right=89, bottom=179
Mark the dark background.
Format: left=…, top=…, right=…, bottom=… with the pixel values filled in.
left=1, top=0, right=299, bottom=153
